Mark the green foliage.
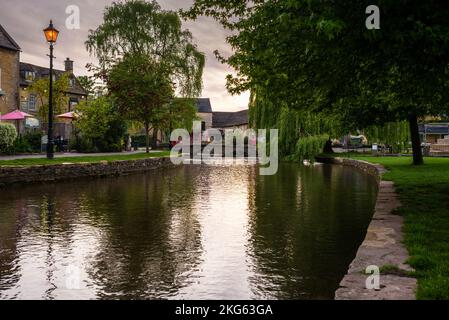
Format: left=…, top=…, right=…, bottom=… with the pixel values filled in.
left=28, top=73, right=70, bottom=122
left=87, top=0, right=205, bottom=152
left=187, top=0, right=449, bottom=117
left=86, top=0, right=204, bottom=96
left=185, top=0, right=449, bottom=164
left=108, top=53, right=173, bottom=150
left=364, top=121, right=410, bottom=153
left=77, top=75, right=98, bottom=98
left=346, top=156, right=449, bottom=299
left=250, top=91, right=341, bottom=160
left=10, top=132, right=42, bottom=154
left=0, top=122, right=18, bottom=152
left=130, top=135, right=147, bottom=149
left=156, top=98, right=200, bottom=134
left=288, top=135, right=329, bottom=162
left=75, top=96, right=127, bottom=152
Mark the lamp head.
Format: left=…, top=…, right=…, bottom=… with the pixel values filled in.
left=43, top=20, right=59, bottom=44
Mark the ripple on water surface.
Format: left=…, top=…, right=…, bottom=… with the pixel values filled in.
left=0, top=163, right=377, bottom=299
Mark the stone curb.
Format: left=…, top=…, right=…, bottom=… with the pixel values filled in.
left=316, top=156, right=417, bottom=300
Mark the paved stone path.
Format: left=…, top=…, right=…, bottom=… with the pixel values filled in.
left=335, top=163, right=417, bottom=300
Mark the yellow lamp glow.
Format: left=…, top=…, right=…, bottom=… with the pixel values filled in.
left=43, top=20, right=59, bottom=43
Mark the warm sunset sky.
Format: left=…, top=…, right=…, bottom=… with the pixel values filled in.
left=0, top=0, right=249, bottom=111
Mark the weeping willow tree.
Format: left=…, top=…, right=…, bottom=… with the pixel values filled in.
left=249, top=89, right=342, bottom=161
left=184, top=1, right=449, bottom=166
left=364, top=121, right=410, bottom=154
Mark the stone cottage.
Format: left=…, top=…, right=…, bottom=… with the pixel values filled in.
left=0, top=24, right=21, bottom=116
left=0, top=24, right=87, bottom=137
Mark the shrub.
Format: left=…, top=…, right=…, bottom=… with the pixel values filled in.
left=11, top=137, right=32, bottom=154
left=24, top=132, right=43, bottom=152
left=2, top=131, right=43, bottom=154
left=14, top=132, right=42, bottom=153
left=0, top=123, right=18, bottom=153
left=131, top=135, right=147, bottom=148
left=69, top=135, right=94, bottom=153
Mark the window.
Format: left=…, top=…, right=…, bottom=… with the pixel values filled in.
left=69, top=98, right=78, bottom=111
left=69, top=78, right=76, bottom=88
left=21, top=99, right=28, bottom=111
left=28, top=94, right=37, bottom=111
left=25, top=71, right=36, bottom=82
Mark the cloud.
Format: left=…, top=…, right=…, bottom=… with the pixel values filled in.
left=0, top=0, right=248, bottom=111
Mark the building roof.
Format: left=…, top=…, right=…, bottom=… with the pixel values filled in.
left=213, top=109, right=249, bottom=128
left=419, top=123, right=449, bottom=135
left=196, top=98, right=212, bottom=113
left=0, top=24, right=21, bottom=51
left=20, top=62, right=87, bottom=96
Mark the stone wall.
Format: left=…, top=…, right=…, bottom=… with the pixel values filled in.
left=198, top=112, right=213, bottom=130
left=315, top=156, right=382, bottom=182
left=0, top=157, right=176, bottom=187
left=0, top=48, right=20, bottom=115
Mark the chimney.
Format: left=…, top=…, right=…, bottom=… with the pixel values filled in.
left=65, top=57, right=74, bottom=72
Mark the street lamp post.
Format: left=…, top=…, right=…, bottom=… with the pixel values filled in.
left=43, top=20, right=59, bottom=159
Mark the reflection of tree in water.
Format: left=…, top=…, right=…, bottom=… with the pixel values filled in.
left=0, top=168, right=202, bottom=299
left=0, top=184, right=85, bottom=299
left=78, top=168, right=203, bottom=299
left=246, top=163, right=377, bottom=299
left=0, top=202, right=23, bottom=297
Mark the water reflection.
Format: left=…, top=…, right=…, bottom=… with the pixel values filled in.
left=247, top=164, right=377, bottom=299
left=0, top=163, right=377, bottom=299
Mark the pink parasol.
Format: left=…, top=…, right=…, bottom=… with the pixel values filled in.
left=56, top=111, right=79, bottom=120
left=0, top=110, right=34, bottom=120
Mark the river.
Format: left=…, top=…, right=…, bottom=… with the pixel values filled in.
left=0, top=162, right=377, bottom=299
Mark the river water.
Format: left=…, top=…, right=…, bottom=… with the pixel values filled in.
left=0, top=163, right=377, bottom=300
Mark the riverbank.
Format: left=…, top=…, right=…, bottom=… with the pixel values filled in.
left=0, top=151, right=170, bottom=166
left=0, top=152, right=173, bottom=186
left=323, top=155, right=449, bottom=300
left=317, top=156, right=417, bottom=300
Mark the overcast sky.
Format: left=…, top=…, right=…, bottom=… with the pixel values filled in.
left=0, top=0, right=249, bottom=111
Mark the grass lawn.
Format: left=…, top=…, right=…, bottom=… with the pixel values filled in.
left=0, top=151, right=171, bottom=166
left=341, top=155, right=449, bottom=299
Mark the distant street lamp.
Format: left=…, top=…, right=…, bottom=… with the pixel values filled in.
left=43, top=20, right=59, bottom=159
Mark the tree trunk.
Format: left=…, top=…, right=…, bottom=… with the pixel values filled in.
left=408, top=112, right=423, bottom=165
left=145, top=122, right=150, bottom=154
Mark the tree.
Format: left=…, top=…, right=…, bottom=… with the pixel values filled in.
left=75, top=96, right=127, bottom=152
left=28, top=72, right=70, bottom=123
left=364, top=121, right=410, bottom=154
left=78, top=75, right=108, bottom=98
left=155, top=98, right=199, bottom=140
left=86, top=0, right=205, bottom=152
left=108, top=53, right=174, bottom=152
left=77, top=76, right=96, bottom=98
left=184, top=0, right=449, bottom=165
